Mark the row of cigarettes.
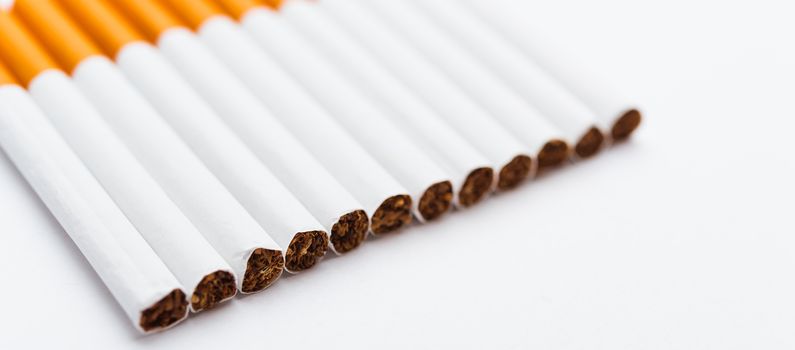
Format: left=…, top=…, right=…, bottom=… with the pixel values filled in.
left=0, top=0, right=642, bottom=333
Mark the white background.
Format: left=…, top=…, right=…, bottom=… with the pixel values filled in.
left=1, top=0, right=794, bottom=348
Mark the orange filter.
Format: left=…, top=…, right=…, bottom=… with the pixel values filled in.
left=216, top=0, right=264, bottom=19
left=56, top=0, right=145, bottom=58
left=157, top=0, right=225, bottom=30
left=109, top=0, right=185, bottom=43
left=12, top=0, right=102, bottom=73
left=0, top=12, right=60, bottom=86
left=262, top=0, right=284, bottom=10
left=0, top=59, right=18, bottom=86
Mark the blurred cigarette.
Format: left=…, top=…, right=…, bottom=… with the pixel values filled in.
left=463, top=0, right=643, bottom=143
left=223, top=1, right=454, bottom=222
left=0, top=9, right=236, bottom=312
left=318, top=0, right=534, bottom=190
left=0, top=61, right=188, bottom=333
left=409, top=0, right=606, bottom=159
left=354, top=0, right=571, bottom=172
left=56, top=0, right=290, bottom=285
left=280, top=1, right=494, bottom=208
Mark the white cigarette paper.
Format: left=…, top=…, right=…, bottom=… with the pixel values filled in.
left=113, top=42, right=289, bottom=285
left=163, top=25, right=367, bottom=255
left=317, top=0, right=534, bottom=190
left=281, top=1, right=495, bottom=208
left=463, top=0, right=643, bottom=142
left=239, top=7, right=453, bottom=222
left=195, top=15, right=420, bottom=232
left=70, top=55, right=277, bottom=294
left=145, top=29, right=329, bottom=272
left=353, top=0, right=570, bottom=170
left=409, top=0, right=606, bottom=159
left=28, top=70, right=233, bottom=312
left=0, top=84, right=188, bottom=333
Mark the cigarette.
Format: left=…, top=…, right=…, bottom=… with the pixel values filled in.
left=279, top=1, right=495, bottom=208
left=317, top=0, right=534, bottom=190
left=0, top=10, right=236, bottom=312
left=351, top=0, right=571, bottom=172
left=220, top=0, right=454, bottom=222
left=56, top=0, right=292, bottom=286
left=15, top=0, right=281, bottom=295
left=408, top=0, right=606, bottom=159
left=157, top=0, right=442, bottom=227
left=109, top=0, right=366, bottom=255
left=104, top=0, right=335, bottom=270
left=462, top=0, right=643, bottom=143
left=0, top=60, right=188, bottom=333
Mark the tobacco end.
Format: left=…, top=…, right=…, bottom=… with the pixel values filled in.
left=418, top=181, right=453, bottom=221
left=191, top=270, right=237, bottom=312
left=371, top=194, right=413, bottom=234
left=139, top=289, right=189, bottom=332
left=497, top=155, right=533, bottom=190
left=459, top=167, right=494, bottom=207
left=241, top=248, right=285, bottom=293
left=285, top=230, right=329, bottom=272
left=537, top=139, right=570, bottom=171
left=575, top=126, right=605, bottom=159
left=611, top=109, right=642, bottom=141
left=330, top=210, right=368, bottom=253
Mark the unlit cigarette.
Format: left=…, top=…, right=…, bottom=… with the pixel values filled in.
left=57, top=0, right=288, bottom=287
left=0, top=10, right=235, bottom=312
left=353, top=0, right=570, bottom=172
left=0, top=61, right=188, bottom=333
left=17, top=0, right=271, bottom=297
left=105, top=0, right=333, bottom=271
left=157, top=0, right=432, bottom=228
left=318, top=0, right=533, bottom=190
left=224, top=1, right=453, bottom=222
left=409, top=0, right=605, bottom=159
left=107, top=0, right=366, bottom=256
left=463, top=0, right=642, bottom=143
left=280, top=1, right=494, bottom=208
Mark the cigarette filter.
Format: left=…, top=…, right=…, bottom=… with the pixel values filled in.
left=280, top=1, right=494, bottom=208
left=112, top=0, right=367, bottom=255
left=409, top=0, right=605, bottom=159
left=225, top=1, right=454, bottom=222
left=57, top=0, right=290, bottom=284
left=0, top=10, right=236, bottom=312
left=463, top=0, right=642, bottom=142
left=354, top=0, right=571, bottom=172
left=158, top=0, right=423, bottom=231
left=0, top=61, right=188, bottom=333
left=318, top=0, right=534, bottom=190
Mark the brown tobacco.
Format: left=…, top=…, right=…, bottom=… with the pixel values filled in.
left=191, top=270, right=237, bottom=312
left=331, top=210, right=369, bottom=253
left=612, top=109, right=642, bottom=141
left=241, top=248, right=285, bottom=293
left=418, top=181, right=453, bottom=221
left=285, top=230, right=330, bottom=272
left=371, top=194, right=413, bottom=234
left=497, top=155, right=533, bottom=190
left=536, top=140, right=570, bottom=171
left=574, top=127, right=605, bottom=159
left=139, top=289, right=189, bottom=332
left=459, top=167, right=494, bottom=207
